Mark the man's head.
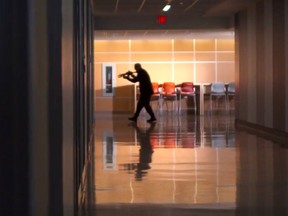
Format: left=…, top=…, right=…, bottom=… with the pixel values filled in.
left=134, top=63, right=142, bottom=72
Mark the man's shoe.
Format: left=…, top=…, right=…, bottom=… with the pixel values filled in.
left=147, top=118, right=156, bottom=123
left=128, top=117, right=137, bottom=122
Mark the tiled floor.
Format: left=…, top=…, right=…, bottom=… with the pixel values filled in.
left=81, top=112, right=288, bottom=216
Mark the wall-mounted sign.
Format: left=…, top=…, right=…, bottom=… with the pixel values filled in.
left=102, top=63, right=115, bottom=97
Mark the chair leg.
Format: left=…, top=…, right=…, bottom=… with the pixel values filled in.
left=210, top=95, right=212, bottom=114
left=165, top=100, right=168, bottom=112
left=178, top=97, right=182, bottom=115
left=193, top=95, right=197, bottom=115
left=157, top=97, right=161, bottom=112
left=162, top=98, right=167, bottom=112
left=227, top=95, right=230, bottom=111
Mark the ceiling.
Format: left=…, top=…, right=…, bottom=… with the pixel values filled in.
left=92, top=0, right=260, bottom=39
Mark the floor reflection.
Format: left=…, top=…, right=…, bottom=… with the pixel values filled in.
left=90, top=114, right=236, bottom=205
left=82, top=113, right=288, bottom=216
left=121, top=122, right=155, bottom=181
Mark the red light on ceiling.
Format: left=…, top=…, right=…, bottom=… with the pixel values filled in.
left=157, top=15, right=167, bottom=24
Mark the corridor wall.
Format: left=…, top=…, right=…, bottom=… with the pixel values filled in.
left=235, top=0, right=288, bottom=134
left=1, top=0, right=95, bottom=215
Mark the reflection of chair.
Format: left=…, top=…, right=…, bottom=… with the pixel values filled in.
left=162, top=82, right=178, bottom=112
left=227, top=82, right=235, bottom=110
left=180, top=132, right=195, bottom=148
left=226, top=133, right=235, bottom=147
left=211, top=134, right=227, bottom=148
left=150, top=133, right=160, bottom=148
left=210, top=117, right=234, bottom=148
left=210, top=82, right=227, bottom=113
left=150, top=82, right=162, bottom=111
left=179, top=82, right=197, bottom=115
left=163, top=132, right=177, bottom=148
left=209, top=115, right=229, bottom=147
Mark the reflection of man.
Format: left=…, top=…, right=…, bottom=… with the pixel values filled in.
left=123, top=63, right=156, bottom=123
left=132, top=122, right=156, bottom=181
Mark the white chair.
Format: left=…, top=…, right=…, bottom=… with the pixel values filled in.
left=209, top=82, right=227, bottom=113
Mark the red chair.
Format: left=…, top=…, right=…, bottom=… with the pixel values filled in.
left=179, top=82, right=197, bottom=115
left=162, top=82, right=178, bottom=112
left=150, top=82, right=162, bottom=111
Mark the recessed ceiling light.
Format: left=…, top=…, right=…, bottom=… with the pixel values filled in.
left=162, top=4, right=171, bottom=12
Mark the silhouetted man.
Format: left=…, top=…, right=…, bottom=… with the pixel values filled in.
left=123, top=63, right=156, bottom=123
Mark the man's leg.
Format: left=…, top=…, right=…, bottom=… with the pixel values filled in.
left=145, top=104, right=156, bottom=122
left=144, top=95, right=156, bottom=122
left=129, top=96, right=145, bottom=121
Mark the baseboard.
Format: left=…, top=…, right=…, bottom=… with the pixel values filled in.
left=235, top=119, right=288, bottom=146
left=94, top=111, right=131, bottom=116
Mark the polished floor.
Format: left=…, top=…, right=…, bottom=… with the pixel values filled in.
left=81, top=111, right=288, bottom=216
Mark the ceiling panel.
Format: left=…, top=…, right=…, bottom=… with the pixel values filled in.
left=93, top=0, right=224, bottom=16
left=92, top=0, right=261, bottom=39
